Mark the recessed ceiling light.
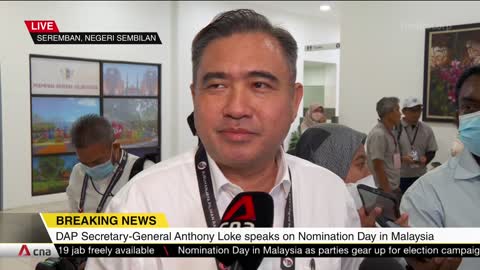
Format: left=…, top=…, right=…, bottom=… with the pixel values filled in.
left=320, top=5, right=331, bottom=11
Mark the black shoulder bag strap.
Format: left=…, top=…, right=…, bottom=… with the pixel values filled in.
left=78, top=149, right=128, bottom=213
left=194, top=143, right=295, bottom=270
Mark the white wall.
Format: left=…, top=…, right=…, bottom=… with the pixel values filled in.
left=324, top=63, right=337, bottom=109
left=304, top=63, right=337, bottom=109
left=305, top=50, right=340, bottom=65
left=304, top=66, right=326, bottom=85
left=305, top=51, right=340, bottom=113
left=0, top=1, right=173, bottom=209
left=339, top=1, right=480, bottom=164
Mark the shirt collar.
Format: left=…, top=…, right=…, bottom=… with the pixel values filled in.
left=377, top=120, right=394, bottom=132
left=453, top=148, right=480, bottom=180
left=401, top=118, right=418, bottom=128
left=206, top=148, right=292, bottom=199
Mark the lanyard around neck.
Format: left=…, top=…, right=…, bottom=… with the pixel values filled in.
left=404, top=124, right=420, bottom=147
left=78, top=149, right=128, bottom=213
left=194, top=143, right=295, bottom=270
left=382, top=122, right=399, bottom=151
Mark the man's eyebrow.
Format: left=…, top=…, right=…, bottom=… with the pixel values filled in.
left=247, top=71, right=279, bottom=83
left=201, top=72, right=227, bottom=84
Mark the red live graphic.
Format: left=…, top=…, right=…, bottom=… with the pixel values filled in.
left=24, top=20, right=59, bottom=33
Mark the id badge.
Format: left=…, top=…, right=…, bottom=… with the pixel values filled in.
left=410, top=149, right=420, bottom=168
left=410, top=149, right=419, bottom=161
left=393, top=153, right=401, bottom=169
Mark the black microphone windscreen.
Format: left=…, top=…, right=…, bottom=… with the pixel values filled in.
left=216, top=192, right=274, bottom=269
left=220, top=192, right=274, bottom=228
left=359, top=258, right=405, bottom=270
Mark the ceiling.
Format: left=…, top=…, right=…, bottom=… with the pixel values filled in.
left=245, top=1, right=339, bottom=23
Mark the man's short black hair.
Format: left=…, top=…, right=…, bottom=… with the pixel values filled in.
left=455, top=65, right=480, bottom=107
left=70, top=114, right=114, bottom=148
left=191, top=9, right=298, bottom=85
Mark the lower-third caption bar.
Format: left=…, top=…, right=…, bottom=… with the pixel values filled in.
left=55, top=244, right=480, bottom=258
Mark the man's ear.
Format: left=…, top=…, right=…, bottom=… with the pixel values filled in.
left=291, top=83, right=304, bottom=121
left=190, top=83, right=195, bottom=101
left=112, top=141, right=121, bottom=162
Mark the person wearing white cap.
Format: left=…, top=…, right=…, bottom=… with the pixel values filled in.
left=397, top=97, right=438, bottom=193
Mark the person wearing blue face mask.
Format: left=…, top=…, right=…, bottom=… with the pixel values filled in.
left=66, top=114, right=154, bottom=213
left=400, top=65, right=480, bottom=270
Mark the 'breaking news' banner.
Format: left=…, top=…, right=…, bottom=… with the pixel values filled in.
left=25, top=20, right=162, bottom=44
left=4, top=213, right=480, bottom=257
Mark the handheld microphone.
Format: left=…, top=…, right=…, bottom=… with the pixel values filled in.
left=216, top=192, right=274, bottom=270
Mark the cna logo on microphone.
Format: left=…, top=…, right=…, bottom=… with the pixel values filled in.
left=220, top=195, right=256, bottom=228
left=219, top=192, right=274, bottom=228
left=24, top=20, right=162, bottom=45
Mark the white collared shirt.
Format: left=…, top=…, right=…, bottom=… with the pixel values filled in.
left=209, top=150, right=291, bottom=229
left=401, top=147, right=480, bottom=270
left=209, top=151, right=291, bottom=270
left=86, top=147, right=362, bottom=270
left=66, top=152, right=155, bottom=213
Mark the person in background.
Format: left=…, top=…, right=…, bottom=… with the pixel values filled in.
left=398, top=97, right=438, bottom=193
left=300, top=103, right=327, bottom=133
left=295, top=123, right=408, bottom=227
left=401, top=65, right=480, bottom=270
left=66, top=114, right=154, bottom=213
left=366, top=97, right=402, bottom=196
left=295, top=124, right=459, bottom=270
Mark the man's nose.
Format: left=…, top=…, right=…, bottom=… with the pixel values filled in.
left=222, top=86, right=253, bottom=120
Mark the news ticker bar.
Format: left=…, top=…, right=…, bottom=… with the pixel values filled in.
left=52, top=243, right=480, bottom=257
left=29, top=32, right=162, bottom=44
left=5, top=243, right=480, bottom=258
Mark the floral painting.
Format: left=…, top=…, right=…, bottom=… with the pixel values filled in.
left=31, top=97, right=100, bottom=155
left=423, top=23, right=480, bottom=122
left=32, top=154, right=78, bottom=196
left=103, top=98, right=158, bottom=148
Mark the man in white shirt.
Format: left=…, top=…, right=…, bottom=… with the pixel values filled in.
left=86, top=9, right=362, bottom=270
left=66, top=114, right=154, bottom=213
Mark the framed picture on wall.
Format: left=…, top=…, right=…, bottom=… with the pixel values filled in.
left=32, top=154, right=78, bottom=196
left=31, top=97, right=100, bottom=155
left=102, top=62, right=159, bottom=96
left=423, top=22, right=480, bottom=122
left=30, top=56, right=100, bottom=96
left=103, top=98, right=159, bottom=149
left=30, top=55, right=161, bottom=196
